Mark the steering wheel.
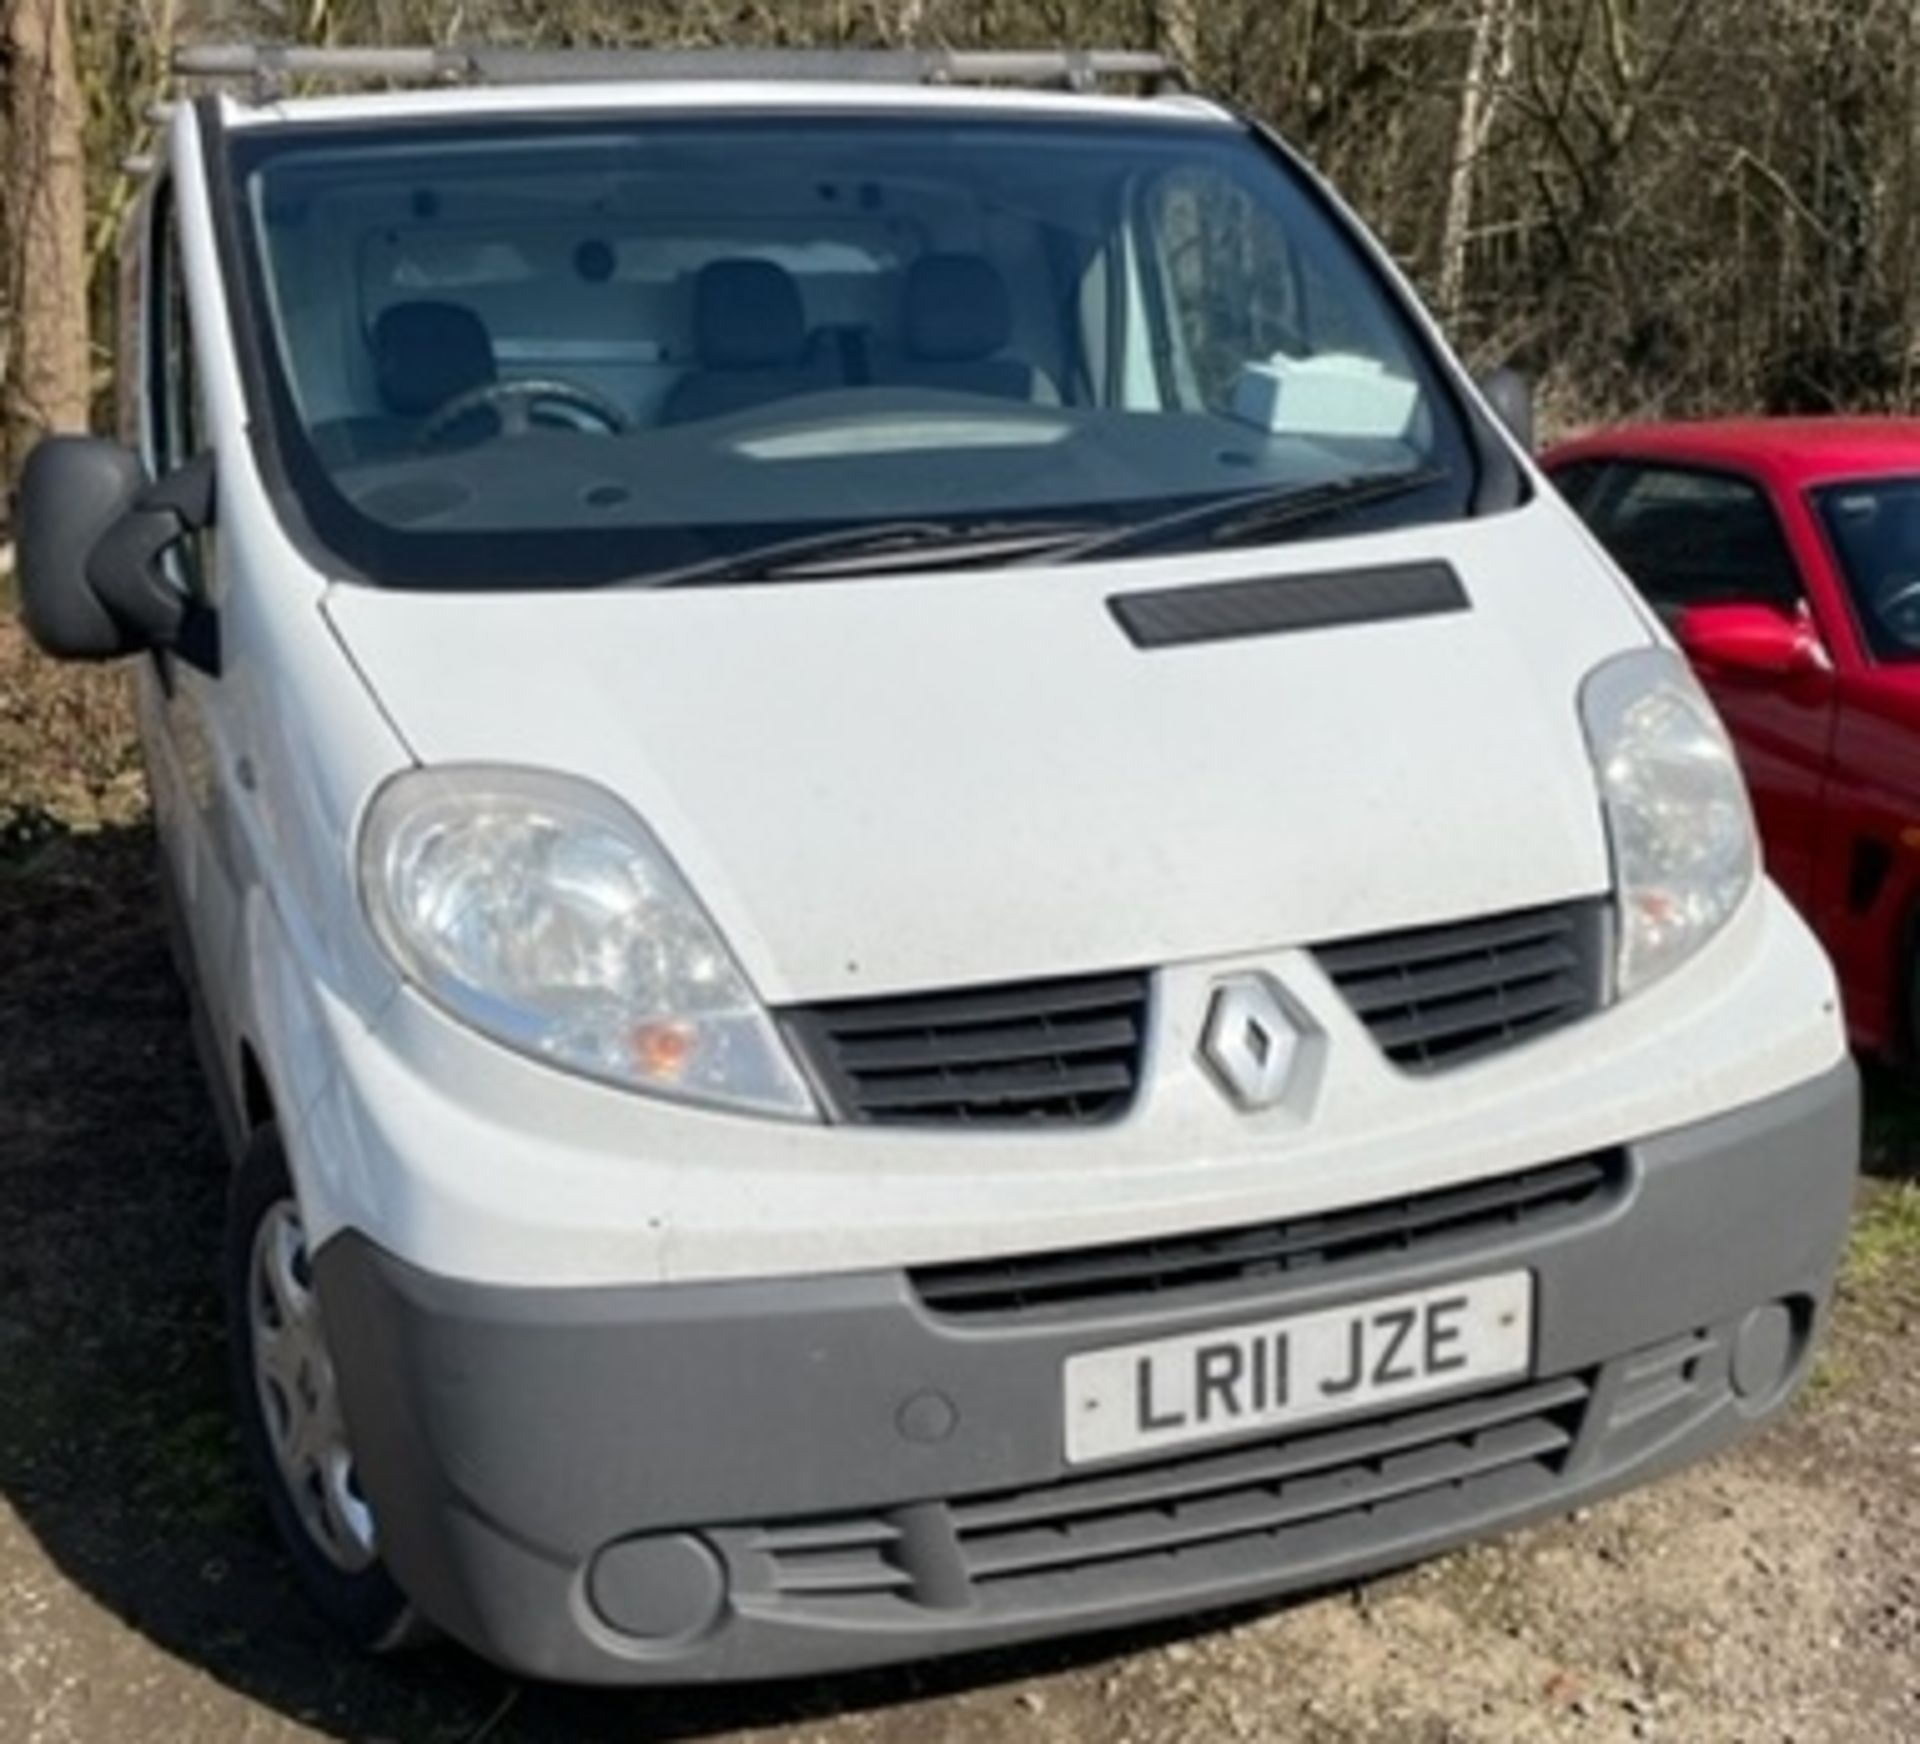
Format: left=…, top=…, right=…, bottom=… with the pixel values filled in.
left=416, top=377, right=630, bottom=448
left=1876, top=574, right=1920, bottom=646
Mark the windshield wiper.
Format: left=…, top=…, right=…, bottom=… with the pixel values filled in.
left=634, top=517, right=1105, bottom=589
left=1034, top=466, right=1453, bottom=567
left=617, top=468, right=1448, bottom=588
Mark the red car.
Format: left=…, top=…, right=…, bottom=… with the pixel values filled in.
left=1547, top=418, right=1920, bottom=1064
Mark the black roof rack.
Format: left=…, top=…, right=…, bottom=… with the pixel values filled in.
left=171, top=44, right=1188, bottom=101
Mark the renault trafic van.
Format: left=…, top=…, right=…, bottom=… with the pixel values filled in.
left=13, top=44, right=1857, bottom=1684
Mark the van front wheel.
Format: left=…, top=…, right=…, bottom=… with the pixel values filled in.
left=225, top=1126, right=425, bottom=1651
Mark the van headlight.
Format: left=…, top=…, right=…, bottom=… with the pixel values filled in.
left=358, top=766, right=817, bottom=1119
left=1580, top=649, right=1758, bottom=998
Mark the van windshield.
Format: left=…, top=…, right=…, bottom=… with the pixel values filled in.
left=226, top=112, right=1480, bottom=589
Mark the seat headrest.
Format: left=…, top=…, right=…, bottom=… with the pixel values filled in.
left=904, top=254, right=1013, bottom=362
left=693, top=259, right=806, bottom=370
left=373, top=302, right=496, bottom=417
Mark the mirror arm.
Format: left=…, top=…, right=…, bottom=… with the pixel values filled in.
left=82, top=452, right=218, bottom=660
left=145, top=448, right=216, bottom=527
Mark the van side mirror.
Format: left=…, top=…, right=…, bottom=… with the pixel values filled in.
left=1678, top=603, right=1828, bottom=679
left=1477, top=367, right=1536, bottom=454
left=15, top=437, right=213, bottom=662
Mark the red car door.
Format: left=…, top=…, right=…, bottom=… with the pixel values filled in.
left=1787, top=474, right=1920, bottom=1054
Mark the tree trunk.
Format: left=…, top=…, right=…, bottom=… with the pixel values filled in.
left=1438, top=0, right=1516, bottom=324
left=3, top=0, right=91, bottom=473
left=1156, top=0, right=1200, bottom=75
left=889, top=0, right=927, bottom=45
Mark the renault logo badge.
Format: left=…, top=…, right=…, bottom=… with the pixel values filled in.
left=1202, top=976, right=1304, bottom=1110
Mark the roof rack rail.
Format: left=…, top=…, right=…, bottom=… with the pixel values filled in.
left=170, top=44, right=1187, bottom=101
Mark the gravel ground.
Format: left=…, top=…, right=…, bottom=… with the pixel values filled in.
left=2, top=625, right=1917, bottom=1742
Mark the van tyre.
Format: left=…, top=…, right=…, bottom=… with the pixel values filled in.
left=225, top=1125, right=427, bottom=1652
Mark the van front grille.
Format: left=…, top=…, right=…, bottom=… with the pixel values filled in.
left=1314, top=901, right=1608, bottom=1073
left=948, top=1374, right=1590, bottom=1597
left=780, top=899, right=1603, bottom=1127
left=910, top=1152, right=1623, bottom=1321
left=746, top=1372, right=1593, bottom=1621
left=782, top=971, right=1150, bottom=1128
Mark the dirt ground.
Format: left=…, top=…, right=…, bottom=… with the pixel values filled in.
left=2, top=618, right=1918, bottom=1743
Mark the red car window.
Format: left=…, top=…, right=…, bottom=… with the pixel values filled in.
left=1813, top=475, right=1920, bottom=662
left=1572, top=463, right=1801, bottom=619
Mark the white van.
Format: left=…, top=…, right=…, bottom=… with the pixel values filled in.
left=14, top=45, right=1856, bottom=1685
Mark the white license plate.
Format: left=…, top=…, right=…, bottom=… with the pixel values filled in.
left=1063, top=1271, right=1533, bottom=1466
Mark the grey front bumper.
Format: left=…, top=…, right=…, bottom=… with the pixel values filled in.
left=314, top=1059, right=1859, bottom=1685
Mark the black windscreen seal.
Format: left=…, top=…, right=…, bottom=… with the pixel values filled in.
left=1108, top=560, right=1468, bottom=649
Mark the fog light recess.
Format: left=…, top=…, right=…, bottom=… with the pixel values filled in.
left=1730, top=1300, right=1804, bottom=1404
left=586, top=1532, right=729, bottom=1646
